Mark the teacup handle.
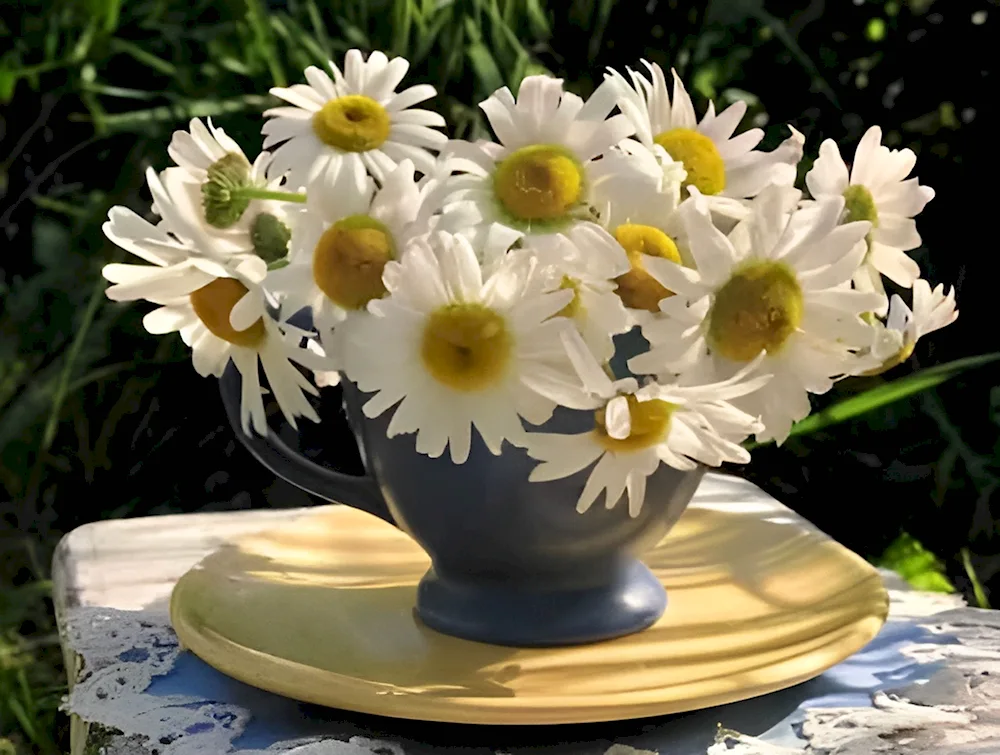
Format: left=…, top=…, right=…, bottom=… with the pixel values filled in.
left=218, top=364, right=396, bottom=526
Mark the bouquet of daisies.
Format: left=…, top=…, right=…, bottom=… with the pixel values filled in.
left=102, top=50, right=957, bottom=517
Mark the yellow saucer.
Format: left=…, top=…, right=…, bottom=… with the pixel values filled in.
left=170, top=494, right=888, bottom=725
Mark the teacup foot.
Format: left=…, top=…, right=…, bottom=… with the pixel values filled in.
left=415, top=558, right=666, bottom=647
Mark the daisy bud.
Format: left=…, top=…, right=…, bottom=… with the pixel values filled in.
left=202, top=153, right=253, bottom=228
left=250, top=212, right=291, bottom=264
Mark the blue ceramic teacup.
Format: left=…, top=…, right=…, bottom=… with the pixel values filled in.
left=219, top=344, right=703, bottom=648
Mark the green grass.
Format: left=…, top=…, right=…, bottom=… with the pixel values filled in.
left=0, top=582, right=63, bottom=754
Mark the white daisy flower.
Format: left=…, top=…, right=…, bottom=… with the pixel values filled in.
left=525, top=330, right=767, bottom=517
left=533, top=233, right=632, bottom=363
left=104, top=167, right=262, bottom=273
left=601, top=60, right=804, bottom=214
left=102, top=246, right=326, bottom=437
left=431, top=74, right=652, bottom=263
left=266, top=158, right=427, bottom=340
left=588, top=143, right=694, bottom=318
left=166, top=118, right=296, bottom=262
left=261, top=50, right=447, bottom=188
left=860, top=279, right=958, bottom=376
left=629, top=185, right=886, bottom=444
left=102, top=166, right=329, bottom=435
left=805, top=125, right=935, bottom=310
left=340, top=230, right=595, bottom=464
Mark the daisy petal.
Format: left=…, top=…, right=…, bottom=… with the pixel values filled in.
left=387, top=84, right=437, bottom=112
left=604, top=396, right=631, bottom=439
left=805, top=139, right=849, bottom=197
left=875, top=215, right=921, bottom=251
left=870, top=242, right=921, bottom=287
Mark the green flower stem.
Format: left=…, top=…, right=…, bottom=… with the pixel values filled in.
left=234, top=187, right=307, bottom=203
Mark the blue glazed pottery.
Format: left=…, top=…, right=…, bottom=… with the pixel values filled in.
left=219, top=329, right=704, bottom=647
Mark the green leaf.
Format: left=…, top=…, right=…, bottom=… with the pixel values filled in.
left=876, top=532, right=955, bottom=594
left=750, top=352, right=1000, bottom=447
left=41, top=277, right=111, bottom=453
left=465, top=18, right=505, bottom=95
left=522, top=0, right=552, bottom=37
left=108, top=38, right=178, bottom=77
left=244, top=0, right=286, bottom=86
left=392, top=0, right=416, bottom=56
left=468, top=43, right=504, bottom=94
left=304, top=0, right=333, bottom=56
left=90, top=95, right=274, bottom=130
left=412, top=8, right=453, bottom=66
left=88, top=0, right=123, bottom=34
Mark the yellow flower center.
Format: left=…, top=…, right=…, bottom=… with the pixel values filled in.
left=493, top=144, right=584, bottom=224
left=557, top=276, right=584, bottom=319
left=420, top=303, right=513, bottom=391
left=842, top=184, right=879, bottom=226
left=708, top=260, right=803, bottom=362
left=843, top=184, right=879, bottom=254
left=312, top=95, right=391, bottom=152
left=613, top=223, right=682, bottom=312
left=189, top=278, right=265, bottom=348
left=594, top=395, right=676, bottom=453
left=312, top=214, right=395, bottom=311
left=653, top=128, right=726, bottom=196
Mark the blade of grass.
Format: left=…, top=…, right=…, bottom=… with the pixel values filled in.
left=522, top=0, right=551, bottom=37
left=244, top=0, right=287, bottom=86
left=2, top=57, right=77, bottom=84
left=76, top=94, right=274, bottom=129
left=81, top=82, right=161, bottom=100
left=501, top=0, right=515, bottom=24
left=961, top=548, right=991, bottom=609
left=31, top=195, right=89, bottom=219
left=438, top=14, right=466, bottom=91
left=412, top=7, right=453, bottom=66
left=40, top=275, right=106, bottom=453
left=6, top=697, right=37, bottom=745
left=67, top=361, right=142, bottom=394
left=270, top=14, right=329, bottom=68
left=80, top=89, right=110, bottom=134
left=108, top=38, right=177, bottom=77
left=393, top=0, right=416, bottom=56
left=304, top=0, right=333, bottom=57
left=335, top=19, right=370, bottom=49
left=481, top=0, right=533, bottom=61
left=16, top=668, right=35, bottom=716
left=94, top=0, right=123, bottom=34
left=465, top=19, right=505, bottom=94
left=589, top=0, right=615, bottom=63
left=69, top=15, right=102, bottom=64
left=754, top=8, right=839, bottom=108
left=748, top=352, right=1000, bottom=448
